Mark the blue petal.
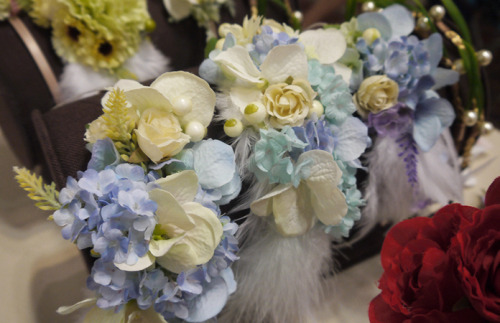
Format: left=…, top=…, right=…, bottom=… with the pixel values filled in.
left=413, top=113, right=442, bottom=151
left=332, top=117, right=369, bottom=162
left=87, top=138, right=120, bottom=171
left=432, top=68, right=459, bottom=90
left=185, top=277, right=229, bottom=322
left=381, top=4, right=415, bottom=38
left=193, top=140, right=236, bottom=189
left=424, top=33, right=443, bottom=69
left=357, top=12, right=392, bottom=40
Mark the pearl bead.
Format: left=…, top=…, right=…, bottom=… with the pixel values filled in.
left=482, top=121, right=494, bottom=134
left=293, top=11, right=303, bottom=23
left=224, top=119, right=244, bottom=137
left=244, top=102, right=267, bottom=124
left=172, top=96, right=192, bottom=116
left=361, top=1, right=376, bottom=12
left=453, top=59, right=466, bottom=75
left=464, top=110, right=478, bottom=127
left=185, top=121, right=205, bottom=142
left=416, top=16, right=430, bottom=32
left=308, top=100, right=324, bottom=118
left=429, top=5, right=446, bottom=21
left=477, top=50, right=493, bottom=67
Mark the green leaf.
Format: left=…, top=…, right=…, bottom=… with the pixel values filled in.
left=345, top=0, right=357, bottom=21
left=204, top=37, right=218, bottom=58
left=257, top=0, right=268, bottom=16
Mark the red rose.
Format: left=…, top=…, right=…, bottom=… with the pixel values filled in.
left=450, top=177, right=500, bottom=321
left=369, top=204, right=481, bottom=322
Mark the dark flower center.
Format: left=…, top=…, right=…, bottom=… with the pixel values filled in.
left=67, top=26, right=81, bottom=41
left=98, top=42, right=113, bottom=56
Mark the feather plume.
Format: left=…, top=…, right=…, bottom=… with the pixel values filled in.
left=220, top=215, right=333, bottom=323
left=361, top=129, right=463, bottom=233
left=58, top=40, right=170, bottom=102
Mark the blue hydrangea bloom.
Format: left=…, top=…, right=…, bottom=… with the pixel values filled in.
left=248, top=126, right=309, bottom=185
left=248, top=25, right=299, bottom=65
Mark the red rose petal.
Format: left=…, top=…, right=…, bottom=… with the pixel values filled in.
left=485, top=177, right=500, bottom=207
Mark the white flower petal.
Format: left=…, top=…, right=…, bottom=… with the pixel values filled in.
left=332, top=62, right=352, bottom=85
left=299, top=150, right=347, bottom=226
left=163, top=0, right=192, bottom=20
left=57, top=298, right=96, bottom=315
left=230, top=86, right=263, bottom=112
left=151, top=71, right=216, bottom=127
left=213, top=46, right=263, bottom=84
left=250, top=183, right=293, bottom=217
left=153, top=170, right=198, bottom=205
left=114, top=252, right=155, bottom=272
left=260, top=44, right=309, bottom=84
left=149, top=188, right=195, bottom=232
left=300, top=29, right=346, bottom=64
left=124, top=87, right=173, bottom=115
left=272, top=184, right=315, bottom=236
left=149, top=234, right=186, bottom=257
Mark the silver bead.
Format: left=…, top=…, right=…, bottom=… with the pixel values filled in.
left=464, top=110, right=478, bottom=126
left=416, top=16, right=430, bottom=32
left=477, top=49, right=493, bottom=67
left=429, top=5, right=446, bottom=21
left=361, top=1, right=377, bottom=12
left=482, top=121, right=494, bottom=134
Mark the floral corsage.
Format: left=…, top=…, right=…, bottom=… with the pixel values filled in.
left=15, top=71, right=241, bottom=322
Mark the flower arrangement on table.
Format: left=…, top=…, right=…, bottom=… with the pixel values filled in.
left=14, top=71, right=241, bottom=322
left=199, top=14, right=370, bottom=322
left=4, top=0, right=169, bottom=101
left=369, top=176, right=500, bottom=322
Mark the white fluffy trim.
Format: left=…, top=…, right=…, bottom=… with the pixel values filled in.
left=58, top=40, right=170, bottom=103
left=361, top=129, right=463, bottom=233
left=219, top=216, right=333, bottom=323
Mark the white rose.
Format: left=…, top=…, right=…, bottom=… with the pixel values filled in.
left=354, top=75, right=399, bottom=118
left=263, top=79, right=316, bottom=128
left=135, top=107, right=190, bottom=162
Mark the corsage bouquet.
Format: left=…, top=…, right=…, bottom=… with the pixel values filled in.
left=15, top=71, right=241, bottom=322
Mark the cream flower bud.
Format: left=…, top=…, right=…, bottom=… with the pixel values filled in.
left=354, top=75, right=399, bottom=118
left=244, top=102, right=267, bottom=124
left=224, top=118, right=244, bottom=137
left=362, top=28, right=381, bottom=46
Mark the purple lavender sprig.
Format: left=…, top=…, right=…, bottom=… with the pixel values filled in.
left=396, top=132, right=418, bottom=187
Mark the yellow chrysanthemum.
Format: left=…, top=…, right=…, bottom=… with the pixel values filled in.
left=29, top=0, right=61, bottom=28
left=0, top=0, right=10, bottom=21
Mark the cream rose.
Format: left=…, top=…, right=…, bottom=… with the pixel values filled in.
left=263, top=79, right=316, bottom=128
left=135, top=107, right=190, bottom=163
left=354, top=75, right=399, bottom=118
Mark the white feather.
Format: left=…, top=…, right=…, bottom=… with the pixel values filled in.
left=220, top=216, right=333, bottom=323
left=58, top=40, right=170, bottom=102
left=361, top=129, right=463, bottom=234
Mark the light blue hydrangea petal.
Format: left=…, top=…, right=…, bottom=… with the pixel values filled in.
left=332, top=117, right=369, bottom=162
left=413, top=112, right=442, bottom=152
left=193, top=140, right=236, bottom=189
left=424, top=33, right=443, bottom=69
left=380, top=4, right=415, bottom=38
left=88, top=138, right=120, bottom=171
left=357, top=12, right=392, bottom=40
left=432, top=67, right=460, bottom=90
left=185, top=277, right=229, bottom=322
left=219, top=267, right=237, bottom=294
left=217, top=172, right=242, bottom=205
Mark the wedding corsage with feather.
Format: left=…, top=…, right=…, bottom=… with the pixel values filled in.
left=22, top=0, right=169, bottom=101
left=200, top=16, right=370, bottom=323
left=14, top=71, right=241, bottom=322
left=338, top=4, right=462, bottom=228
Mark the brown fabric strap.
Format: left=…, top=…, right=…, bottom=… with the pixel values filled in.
left=8, top=16, right=61, bottom=104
